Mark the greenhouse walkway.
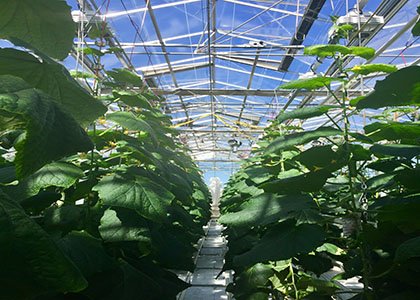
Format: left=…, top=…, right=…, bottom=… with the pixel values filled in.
left=177, top=191, right=233, bottom=300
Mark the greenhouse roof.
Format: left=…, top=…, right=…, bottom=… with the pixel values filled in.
left=66, top=0, right=419, bottom=178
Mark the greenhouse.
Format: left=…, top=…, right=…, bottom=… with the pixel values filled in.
left=0, top=0, right=419, bottom=299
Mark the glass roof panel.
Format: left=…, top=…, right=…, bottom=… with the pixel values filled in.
left=67, top=0, right=420, bottom=178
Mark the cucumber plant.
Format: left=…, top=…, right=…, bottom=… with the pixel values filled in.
left=0, top=1, right=210, bottom=299
left=220, top=27, right=420, bottom=299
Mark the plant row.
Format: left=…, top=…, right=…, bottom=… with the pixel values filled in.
left=0, top=1, right=210, bottom=299
left=219, top=37, right=420, bottom=299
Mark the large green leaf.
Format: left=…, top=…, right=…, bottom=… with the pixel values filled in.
left=274, top=105, right=337, bottom=124
left=265, top=127, right=342, bottom=155
left=99, top=208, right=151, bottom=243
left=231, top=263, right=274, bottom=296
left=348, top=46, right=375, bottom=59
left=244, top=165, right=274, bottom=184
left=150, top=227, right=196, bottom=271
left=364, top=122, right=420, bottom=143
left=7, top=162, right=84, bottom=201
left=394, top=237, right=420, bottom=262
left=260, top=169, right=332, bottom=194
left=395, top=168, right=420, bottom=190
left=279, top=76, right=339, bottom=90
left=356, top=66, right=420, bottom=109
left=44, top=205, right=85, bottom=233
left=219, top=193, right=314, bottom=227
left=106, top=258, right=190, bottom=300
left=0, top=0, right=76, bottom=60
left=0, top=191, right=87, bottom=298
left=294, top=145, right=346, bottom=172
left=349, top=64, right=397, bottom=75
left=57, top=231, right=117, bottom=278
left=0, top=48, right=107, bottom=124
left=304, top=45, right=375, bottom=59
left=113, top=91, right=153, bottom=110
left=93, top=173, right=174, bottom=221
left=370, top=144, right=420, bottom=159
left=234, top=221, right=326, bottom=267
left=105, top=69, right=144, bottom=89
left=304, top=44, right=352, bottom=57
left=0, top=75, right=93, bottom=177
left=107, top=111, right=158, bottom=144
left=366, top=158, right=412, bottom=173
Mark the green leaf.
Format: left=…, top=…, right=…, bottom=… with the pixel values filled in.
left=296, top=277, right=338, bottom=295
left=366, top=158, right=411, bottom=173
left=348, top=46, right=375, bottom=59
left=93, top=173, right=174, bottom=221
left=44, top=205, right=86, bottom=233
left=349, top=64, right=397, bottom=75
left=0, top=191, right=87, bottom=297
left=57, top=231, right=117, bottom=278
left=366, top=173, right=395, bottom=191
left=265, top=127, right=342, bottom=155
left=0, top=75, right=93, bottom=177
left=304, top=44, right=352, bottom=57
left=294, top=145, right=345, bottom=172
left=99, top=208, right=151, bottom=243
left=219, top=193, right=314, bottom=227
left=395, top=168, right=420, bottom=190
left=0, top=166, right=16, bottom=184
left=106, top=68, right=144, bottom=89
left=356, top=66, right=420, bottom=109
left=113, top=91, right=153, bottom=110
left=150, top=227, right=196, bottom=271
left=304, top=44, right=374, bottom=59
left=274, top=105, right=337, bottom=124
left=316, top=243, right=345, bottom=255
left=234, top=221, right=326, bottom=267
left=395, top=237, right=420, bottom=262
left=364, top=122, right=420, bottom=142
left=76, top=47, right=105, bottom=57
left=243, top=165, right=274, bottom=184
left=232, top=263, right=274, bottom=296
left=260, top=169, right=332, bottom=194
left=20, top=191, right=61, bottom=214
left=7, top=162, right=84, bottom=201
left=0, top=0, right=76, bottom=60
left=298, top=253, right=334, bottom=276
left=107, top=111, right=158, bottom=144
left=0, top=48, right=107, bottom=124
left=279, top=76, right=340, bottom=90
left=370, top=144, right=420, bottom=159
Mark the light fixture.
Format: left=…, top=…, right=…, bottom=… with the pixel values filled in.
left=228, top=138, right=242, bottom=153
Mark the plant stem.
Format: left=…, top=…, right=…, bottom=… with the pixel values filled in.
left=289, top=262, right=298, bottom=300
left=337, top=56, right=373, bottom=300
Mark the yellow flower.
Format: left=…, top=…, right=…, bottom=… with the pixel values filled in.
left=352, top=65, right=362, bottom=72
left=97, top=117, right=107, bottom=125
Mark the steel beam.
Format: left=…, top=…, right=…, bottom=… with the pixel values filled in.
left=141, top=62, right=211, bottom=77
left=151, top=88, right=370, bottom=97
left=224, top=0, right=303, bottom=17
left=278, top=0, right=327, bottom=71
left=105, top=0, right=200, bottom=18
left=216, top=54, right=279, bottom=70
left=238, top=50, right=260, bottom=122
left=144, top=0, right=190, bottom=121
